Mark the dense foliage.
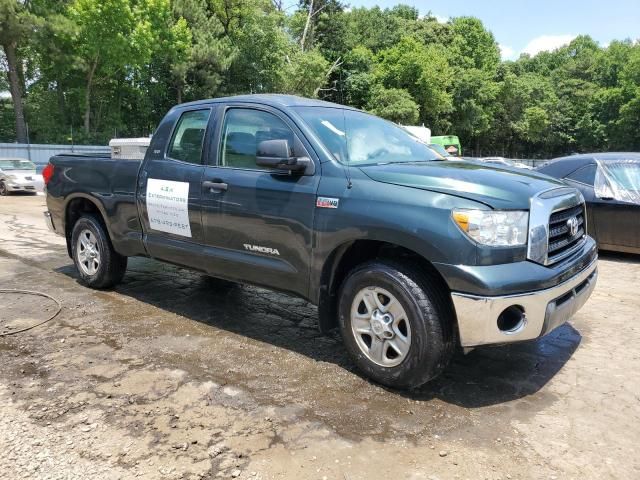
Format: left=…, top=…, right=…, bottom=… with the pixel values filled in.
left=1, top=0, right=639, bottom=157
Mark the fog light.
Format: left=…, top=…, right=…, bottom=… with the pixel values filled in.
left=497, top=305, right=526, bottom=333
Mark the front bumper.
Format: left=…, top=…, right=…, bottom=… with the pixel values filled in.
left=451, top=257, right=597, bottom=347
left=6, top=182, right=37, bottom=192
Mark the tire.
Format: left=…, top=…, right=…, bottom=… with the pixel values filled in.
left=338, top=260, right=455, bottom=389
left=0, top=181, right=8, bottom=196
left=70, top=214, right=127, bottom=289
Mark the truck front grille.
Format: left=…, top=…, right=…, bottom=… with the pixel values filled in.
left=547, top=204, right=586, bottom=264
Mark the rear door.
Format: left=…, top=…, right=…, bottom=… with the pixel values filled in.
left=199, top=104, right=320, bottom=297
left=137, top=107, right=214, bottom=269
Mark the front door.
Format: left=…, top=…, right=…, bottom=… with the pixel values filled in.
left=591, top=198, right=640, bottom=249
left=138, top=107, right=213, bottom=269
left=591, top=162, right=640, bottom=250
left=200, top=105, right=320, bottom=297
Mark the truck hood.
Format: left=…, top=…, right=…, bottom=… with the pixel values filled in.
left=359, top=160, right=566, bottom=210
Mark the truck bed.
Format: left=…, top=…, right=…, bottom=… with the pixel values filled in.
left=46, top=154, right=145, bottom=257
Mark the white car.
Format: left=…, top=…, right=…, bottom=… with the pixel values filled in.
left=0, top=158, right=43, bottom=195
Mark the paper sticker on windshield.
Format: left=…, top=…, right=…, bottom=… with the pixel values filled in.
left=146, top=179, right=192, bottom=237
left=320, top=120, right=345, bottom=136
left=317, top=197, right=339, bottom=209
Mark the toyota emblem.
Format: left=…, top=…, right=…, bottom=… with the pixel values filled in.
left=567, top=216, right=579, bottom=237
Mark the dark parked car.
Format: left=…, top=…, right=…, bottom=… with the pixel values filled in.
left=537, top=153, right=640, bottom=254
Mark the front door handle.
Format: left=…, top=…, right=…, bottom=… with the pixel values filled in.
left=203, top=180, right=228, bottom=192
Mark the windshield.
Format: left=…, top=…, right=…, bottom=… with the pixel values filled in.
left=429, top=143, right=450, bottom=157
left=0, top=159, right=36, bottom=170
left=595, top=160, right=640, bottom=203
left=293, top=107, right=442, bottom=166
left=603, top=162, right=640, bottom=190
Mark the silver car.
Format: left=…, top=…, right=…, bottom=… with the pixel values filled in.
left=0, top=158, right=42, bottom=195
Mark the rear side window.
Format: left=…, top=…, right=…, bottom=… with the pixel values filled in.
left=565, top=164, right=596, bottom=186
left=219, top=108, right=295, bottom=170
left=167, top=109, right=211, bottom=164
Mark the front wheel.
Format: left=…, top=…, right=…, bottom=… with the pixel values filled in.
left=71, top=214, right=127, bottom=289
left=338, top=260, right=455, bottom=389
left=0, top=181, right=8, bottom=196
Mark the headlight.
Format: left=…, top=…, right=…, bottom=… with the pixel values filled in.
left=7, top=174, right=17, bottom=180
left=452, top=209, right=528, bottom=246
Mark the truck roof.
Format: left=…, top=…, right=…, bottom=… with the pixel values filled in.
left=174, top=94, right=358, bottom=111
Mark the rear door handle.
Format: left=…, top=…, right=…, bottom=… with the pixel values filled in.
left=202, top=180, right=228, bottom=192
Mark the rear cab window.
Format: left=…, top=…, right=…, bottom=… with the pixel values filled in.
left=167, top=109, right=211, bottom=164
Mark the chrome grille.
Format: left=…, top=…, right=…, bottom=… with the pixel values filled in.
left=547, top=204, right=586, bottom=264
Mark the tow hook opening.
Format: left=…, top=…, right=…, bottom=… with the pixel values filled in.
left=497, top=305, right=526, bottom=334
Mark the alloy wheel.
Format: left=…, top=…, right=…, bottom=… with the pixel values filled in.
left=76, top=229, right=101, bottom=276
left=350, top=286, right=412, bottom=367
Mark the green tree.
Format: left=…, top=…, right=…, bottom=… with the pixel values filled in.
left=341, top=45, right=375, bottom=107
left=366, top=86, right=418, bottom=124
left=449, top=17, right=500, bottom=72
left=67, top=0, right=155, bottom=134
left=173, top=0, right=235, bottom=102
left=451, top=69, right=498, bottom=155
left=0, top=0, right=40, bottom=142
left=280, top=48, right=330, bottom=97
left=223, top=2, right=289, bottom=94
left=343, top=6, right=401, bottom=53
left=375, top=36, right=453, bottom=129
left=0, top=1, right=638, bottom=154
left=296, top=0, right=345, bottom=52
left=615, top=43, right=640, bottom=149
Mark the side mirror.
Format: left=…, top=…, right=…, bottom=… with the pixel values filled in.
left=256, top=139, right=311, bottom=174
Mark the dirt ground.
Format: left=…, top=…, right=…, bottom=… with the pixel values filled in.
left=0, top=194, right=638, bottom=480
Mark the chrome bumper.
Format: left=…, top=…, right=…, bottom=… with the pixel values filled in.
left=451, top=258, right=598, bottom=347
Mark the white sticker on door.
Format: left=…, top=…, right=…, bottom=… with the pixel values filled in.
left=146, top=178, right=192, bottom=237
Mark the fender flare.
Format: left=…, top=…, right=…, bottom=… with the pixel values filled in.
left=62, top=193, right=114, bottom=256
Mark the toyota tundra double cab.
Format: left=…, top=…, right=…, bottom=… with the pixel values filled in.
left=43, top=95, right=598, bottom=389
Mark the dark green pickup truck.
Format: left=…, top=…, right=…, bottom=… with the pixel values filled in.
left=43, top=95, right=598, bottom=389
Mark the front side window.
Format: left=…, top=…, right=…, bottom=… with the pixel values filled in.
left=167, top=109, right=211, bottom=164
left=220, top=108, right=295, bottom=169
left=294, top=106, right=442, bottom=165
left=565, top=164, right=597, bottom=186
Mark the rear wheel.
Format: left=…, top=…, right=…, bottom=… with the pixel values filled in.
left=338, top=260, right=454, bottom=389
left=71, top=214, right=127, bottom=289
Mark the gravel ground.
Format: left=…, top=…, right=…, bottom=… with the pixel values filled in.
left=0, top=194, right=639, bottom=480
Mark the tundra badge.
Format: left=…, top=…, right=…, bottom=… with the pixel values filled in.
left=244, top=244, right=280, bottom=256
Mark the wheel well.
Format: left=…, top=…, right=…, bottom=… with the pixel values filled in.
left=318, top=240, right=454, bottom=333
left=64, top=198, right=103, bottom=257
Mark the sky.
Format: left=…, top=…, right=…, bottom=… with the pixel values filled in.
left=346, top=0, right=640, bottom=60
